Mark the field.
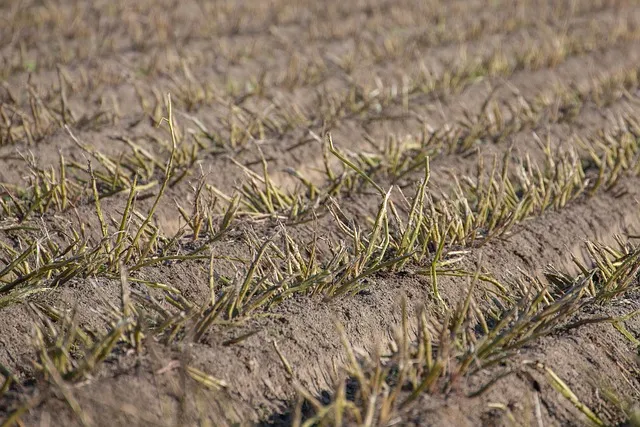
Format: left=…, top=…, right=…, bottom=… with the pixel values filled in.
left=1, top=0, right=640, bottom=425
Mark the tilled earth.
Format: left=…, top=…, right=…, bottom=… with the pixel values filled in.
left=1, top=0, right=640, bottom=426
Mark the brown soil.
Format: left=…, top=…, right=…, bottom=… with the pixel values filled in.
left=2, top=0, right=640, bottom=426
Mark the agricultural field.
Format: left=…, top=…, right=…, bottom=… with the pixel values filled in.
left=1, top=0, right=640, bottom=425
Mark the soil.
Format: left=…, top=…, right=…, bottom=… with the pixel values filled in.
left=1, top=0, right=640, bottom=426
